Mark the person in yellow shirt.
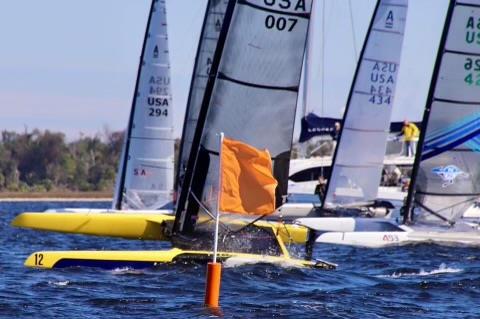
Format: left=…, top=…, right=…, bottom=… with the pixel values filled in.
left=398, top=120, right=420, bottom=157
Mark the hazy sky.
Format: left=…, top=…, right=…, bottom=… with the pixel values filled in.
left=0, top=0, right=448, bottom=141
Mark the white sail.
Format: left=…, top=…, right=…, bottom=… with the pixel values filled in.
left=408, top=0, right=480, bottom=225
left=113, top=0, right=174, bottom=210
left=324, top=0, right=408, bottom=207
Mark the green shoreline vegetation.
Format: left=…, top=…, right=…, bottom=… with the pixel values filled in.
left=0, top=129, right=186, bottom=199
left=0, top=129, right=123, bottom=196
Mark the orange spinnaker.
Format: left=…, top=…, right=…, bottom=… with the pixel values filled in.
left=219, top=137, right=277, bottom=215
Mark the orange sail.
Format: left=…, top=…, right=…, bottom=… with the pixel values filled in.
left=219, top=137, right=277, bottom=215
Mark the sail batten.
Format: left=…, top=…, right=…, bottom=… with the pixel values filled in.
left=371, top=28, right=404, bottom=35
left=218, top=73, right=299, bottom=91
left=445, top=49, right=480, bottom=56
left=434, top=98, right=480, bottom=105
left=323, top=0, right=408, bottom=208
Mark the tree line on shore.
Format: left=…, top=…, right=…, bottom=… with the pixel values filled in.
left=0, top=128, right=314, bottom=194
left=0, top=129, right=124, bottom=193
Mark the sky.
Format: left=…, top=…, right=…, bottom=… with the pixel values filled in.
left=0, top=0, right=448, bottom=141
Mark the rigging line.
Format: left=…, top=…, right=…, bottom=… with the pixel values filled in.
left=276, top=214, right=293, bottom=246
left=321, top=0, right=326, bottom=118
left=348, top=0, right=359, bottom=61
left=227, top=213, right=270, bottom=235
left=188, top=190, right=233, bottom=232
left=414, top=200, right=455, bottom=226
left=434, top=196, right=478, bottom=216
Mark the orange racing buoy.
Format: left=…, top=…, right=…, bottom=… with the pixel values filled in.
left=204, top=262, right=222, bottom=308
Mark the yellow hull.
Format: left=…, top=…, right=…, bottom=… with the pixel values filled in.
left=24, top=248, right=335, bottom=270
left=12, top=212, right=174, bottom=241
left=12, top=212, right=308, bottom=244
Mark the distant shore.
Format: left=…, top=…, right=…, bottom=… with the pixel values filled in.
left=0, top=192, right=112, bottom=202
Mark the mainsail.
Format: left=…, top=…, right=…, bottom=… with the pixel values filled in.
left=406, top=0, right=480, bottom=225
left=113, top=0, right=174, bottom=210
left=176, top=0, right=230, bottom=198
left=174, top=0, right=313, bottom=239
left=323, top=0, right=408, bottom=207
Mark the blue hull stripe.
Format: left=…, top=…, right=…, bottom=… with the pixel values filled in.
left=54, top=259, right=158, bottom=270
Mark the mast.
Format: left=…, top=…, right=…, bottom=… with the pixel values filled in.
left=113, top=0, right=157, bottom=210
left=322, top=0, right=408, bottom=208
left=403, top=0, right=462, bottom=223
left=114, top=0, right=174, bottom=210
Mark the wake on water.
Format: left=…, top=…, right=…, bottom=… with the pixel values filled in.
left=110, top=267, right=146, bottom=275
left=377, top=263, right=462, bottom=278
left=223, top=257, right=306, bottom=269
left=48, top=280, right=70, bottom=287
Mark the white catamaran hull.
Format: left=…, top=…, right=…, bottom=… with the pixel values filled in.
left=316, top=228, right=480, bottom=248
left=297, top=217, right=480, bottom=248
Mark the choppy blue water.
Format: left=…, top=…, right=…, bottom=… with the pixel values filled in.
left=2, top=201, right=480, bottom=318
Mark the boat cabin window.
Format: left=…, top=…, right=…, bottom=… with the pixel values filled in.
left=290, top=167, right=331, bottom=183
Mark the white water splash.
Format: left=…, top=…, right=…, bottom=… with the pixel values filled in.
left=378, top=263, right=462, bottom=278
left=110, top=267, right=145, bottom=275
left=49, top=281, right=70, bottom=286
left=223, top=257, right=303, bottom=269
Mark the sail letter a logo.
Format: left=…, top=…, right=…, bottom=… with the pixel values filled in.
left=385, top=10, right=394, bottom=29
left=432, top=165, right=468, bottom=187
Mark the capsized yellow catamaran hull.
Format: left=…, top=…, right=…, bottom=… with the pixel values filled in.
left=11, top=212, right=308, bottom=244
left=24, top=248, right=336, bottom=270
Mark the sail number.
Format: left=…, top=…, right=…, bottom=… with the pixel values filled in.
left=382, top=234, right=399, bottom=242
left=464, top=57, right=480, bottom=86
left=34, top=253, right=44, bottom=266
left=265, top=15, right=297, bottom=32
left=263, top=0, right=306, bottom=11
left=263, top=0, right=306, bottom=32
left=369, top=95, right=391, bottom=105
left=148, top=108, right=168, bottom=117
